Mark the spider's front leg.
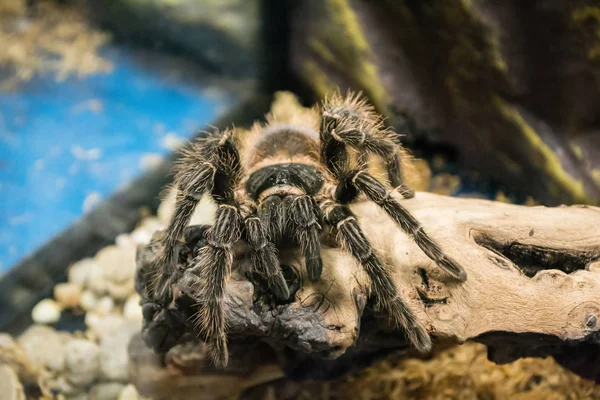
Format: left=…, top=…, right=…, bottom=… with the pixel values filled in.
left=239, top=201, right=290, bottom=299
left=319, top=196, right=431, bottom=352
left=320, top=92, right=414, bottom=198
left=151, top=162, right=216, bottom=304
left=286, top=194, right=324, bottom=282
left=164, top=130, right=289, bottom=368
left=345, top=170, right=466, bottom=282
left=188, top=203, right=240, bottom=367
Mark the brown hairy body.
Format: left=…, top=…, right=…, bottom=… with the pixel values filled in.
left=149, top=92, right=467, bottom=367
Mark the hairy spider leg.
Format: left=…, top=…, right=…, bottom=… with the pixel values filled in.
left=159, top=130, right=288, bottom=368
left=258, top=195, right=286, bottom=243
left=321, top=198, right=431, bottom=351
left=151, top=152, right=219, bottom=301
left=192, top=203, right=240, bottom=368
left=285, top=195, right=323, bottom=282
left=239, top=201, right=290, bottom=299
left=350, top=170, right=466, bottom=281
left=320, top=98, right=414, bottom=198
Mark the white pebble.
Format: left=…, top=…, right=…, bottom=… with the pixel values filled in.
left=18, top=325, right=68, bottom=373
left=115, top=233, right=135, bottom=248
left=95, top=245, right=137, bottom=301
left=94, top=297, right=114, bottom=316
left=118, top=384, right=139, bottom=400
left=65, top=339, right=100, bottom=387
left=86, top=263, right=108, bottom=296
left=54, top=283, right=82, bottom=309
left=90, top=382, right=125, bottom=400
left=129, top=229, right=152, bottom=245
left=123, top=294, right=142, bottom=325
left=84, top=313, right=102, bottom=333
left=80, top=290, right=99, bottom=312
left=0, top=365, right=26, bottom=400
left=99, top=323, right=139, bottom=382
left=86, top=314, right=126, bottom=341
left=31, top=299, right=61, bottom=325
left=68, top=258, right=97, bottom=286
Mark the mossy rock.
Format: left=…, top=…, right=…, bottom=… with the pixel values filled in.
left=290, top=0, right=600, bottom=206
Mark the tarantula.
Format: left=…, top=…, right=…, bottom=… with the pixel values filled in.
left=151, top=92, right=467, bottom=367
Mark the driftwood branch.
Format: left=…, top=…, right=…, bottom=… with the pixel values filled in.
left=131, top=192, right=600, bottom=397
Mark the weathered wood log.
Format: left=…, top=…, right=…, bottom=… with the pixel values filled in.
left=131, top=191, right=600, bottom=397
left=288, top=0, right=600, bottom=206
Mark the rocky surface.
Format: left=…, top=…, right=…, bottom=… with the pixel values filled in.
left=289, top=0, right=600, bottom=207
left=0, top=209, right=166, bottom=398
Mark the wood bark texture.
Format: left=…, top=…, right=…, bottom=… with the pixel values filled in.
left=131, top=192, right=600, bottom=398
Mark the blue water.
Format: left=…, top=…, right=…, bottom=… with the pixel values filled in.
left=0, top=47, right=231, bottom=272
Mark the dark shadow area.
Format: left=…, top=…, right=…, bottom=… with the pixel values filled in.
left=474, top=233, right=597, bottom=278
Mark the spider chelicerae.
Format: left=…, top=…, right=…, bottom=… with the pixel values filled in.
left=151, top=92, right=467, bottom=367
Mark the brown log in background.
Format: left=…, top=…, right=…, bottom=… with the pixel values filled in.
left=288, top=0, right=600, bottom=206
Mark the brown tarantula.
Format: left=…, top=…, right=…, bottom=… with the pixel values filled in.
left=151, top=92, right=467, bottom=367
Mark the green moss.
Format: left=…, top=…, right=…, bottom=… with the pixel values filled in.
left=592, top=169, right=600, bottom=186
left=304, top=0, right=390, bottom=113
left=419, top=0, right=508, bottom=112
left=493, top=96, right=588, bottom=202
left=309, top=39, right=337, bottom=65
left=572, top=6, right=600, bottom=60
left=300, top=0, right=596, bottom=204
left=302, top=60, right=338, bottom=98
left=570, top=143, right=584, bottom=161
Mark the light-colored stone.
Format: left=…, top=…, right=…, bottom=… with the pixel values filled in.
left=0, top=365, right=26, bottom=400
left=85, top=314, right=127, bottom=342
left=54, top=282, right=83, bottom=309
left=69, top=258, right=97, bottom=286
left=99, top=322, right=139, bottom=382
left=106, top=280, right=135, bottom=302
left=86, top=262, right=108, bottom=296
left=18, top=325, right=68, bottom=373
left=129, top=217, right=164, bottom=246
left=118, top=384, right=139, bottom=400
left=31, top=298, right=61, bottom=324
left=123, top=294, right=142, bottom=325
left=90, top=382, right=125, bottom=400
left=129, top=229, right=152, bottom=246
left=65, top=339, right=101, bottom=387
left=80, top=290, right=99, bottom=312
left=94, top=296, right=114, bottom=316
left=0, top=334, right=38, bottom=384
left=115, top=233, right=135, bottom=248
left=95, top=245, right=137, bottom=301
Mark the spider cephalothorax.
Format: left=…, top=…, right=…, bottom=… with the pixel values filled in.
left=151, top=92, right=467, bottom=367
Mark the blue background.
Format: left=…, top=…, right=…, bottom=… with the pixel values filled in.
left=0, top=46, right=232, bottom=273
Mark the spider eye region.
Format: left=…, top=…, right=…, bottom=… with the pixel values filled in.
left=245, top=163, right=324, bottom=200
